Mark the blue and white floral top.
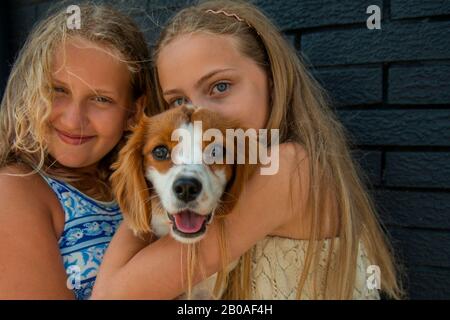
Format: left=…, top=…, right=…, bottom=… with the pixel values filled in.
left=39, top=173, right=123, bottom=300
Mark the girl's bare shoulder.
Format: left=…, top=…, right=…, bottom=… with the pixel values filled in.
left=0, top=163, right=52, bottom=200
left=271, top=142, right=339, bottom=239
left=0, top=163, right=74, bottom=298
left=0, top=163, right=62, bottom=229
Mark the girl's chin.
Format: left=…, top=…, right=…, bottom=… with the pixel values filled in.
left=49, top=153, right=99, bottom=171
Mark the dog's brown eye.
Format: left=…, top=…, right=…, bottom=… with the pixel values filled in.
left=152, top=145, right=170, bottom=161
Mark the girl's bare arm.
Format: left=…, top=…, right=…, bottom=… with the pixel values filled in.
left=0, top=168, right=75, bottom=299
left=92, top=143, right=308, bottom=299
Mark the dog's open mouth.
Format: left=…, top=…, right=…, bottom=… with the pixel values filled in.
left=168, top=210, right=212, bottom=237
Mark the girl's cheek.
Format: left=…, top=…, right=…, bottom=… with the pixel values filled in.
left=52, top=95, right=69, bottom=109
left=209, top=96, right=241, bottom=119
left=93, top=106, right=128, bottom=136
left=50, top=96, right=69, bottom=121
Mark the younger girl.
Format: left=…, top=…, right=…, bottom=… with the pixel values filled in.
left=0, top=4, right=157, bottom=299
left=93, top=0, right=404, bottom=299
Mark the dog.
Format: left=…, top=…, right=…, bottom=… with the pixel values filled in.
left=110, top=105, right=256, bottom=299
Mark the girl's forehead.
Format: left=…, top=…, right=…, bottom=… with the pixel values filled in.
left=158, top=33, right=242, bottom=68
left=52, top=37, right=130, bottom=91
left=157, top=33, right=256, bottom=85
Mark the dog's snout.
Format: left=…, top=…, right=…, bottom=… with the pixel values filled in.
left=173, top=177, right=202, bottom=202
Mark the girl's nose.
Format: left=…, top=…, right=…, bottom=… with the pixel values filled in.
left=188, top=96, right=210, bottom=109
left=59, top=100, right=88, bottom=130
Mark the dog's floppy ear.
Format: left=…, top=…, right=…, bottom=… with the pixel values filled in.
left=111, top=115, right=151, bottom=236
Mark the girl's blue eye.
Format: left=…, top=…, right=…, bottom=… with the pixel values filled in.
left=171, top=97, right=188, bottom=107
left=212, top=82, right=230, bottom=94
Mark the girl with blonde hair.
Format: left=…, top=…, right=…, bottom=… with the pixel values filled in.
left=0, top=3, right=158, bottom=299
left=93, top=0, right=404, bottom=299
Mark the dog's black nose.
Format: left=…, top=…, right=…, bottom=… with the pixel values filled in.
left=173, top=178, right=202, bottom=202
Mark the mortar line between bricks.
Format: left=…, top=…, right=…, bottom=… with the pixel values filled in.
left=350, top=146, right=384, bottom=151
left=402, top=264, right=450, bottom=271
left=390, top=14, right=450, bottom=23
left=12, top=0, right=47, bottom=8
left=311, top=63, right=383, bottom=70
left=406, top=265, right=450, bottom=272
left=382, top=0, right=391, bottom=21
left=297, top=16, right=450, bottom=36
left=382, top=62, right=389, bottom=105
left=337, top=105, right=450, bottom=110
left=380, top=150, right=387, bottom=186
left=389, top=59, right=450, bottom=67
left=310, top=15, right=450, bottom=34
left=355, top=146, right=450, bottom=152
left=386, top=224, right=450, bottom=233
left=385, top=224, right=450, bottom=233
left=372, top=186, right=450, bottom=193
left=298, top=23, right=370, bottom=35
left=306, top=59, right=450, bottom=70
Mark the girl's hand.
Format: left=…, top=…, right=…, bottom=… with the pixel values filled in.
left=92, top=142, right=311, bottom=299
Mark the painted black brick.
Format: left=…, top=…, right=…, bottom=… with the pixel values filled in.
left=284, top=33, right=297, bottom=49
left=0, top=2, right=9, bottom=94
left=384, top=152, right=450, bottom=188
left=388, top=227, right=450, bottom=268
left=337, top=110, right=450, bottom=146
left=302, top=21, right=450, bottom=66
left=313, top=67, right=382, bottom=107
left=8, top=3, right=37, bottom=55
left=389, top=65, right=450, bottom=104
left=391, top=0, right=450, bottom=20
left=407, top=266, right=450, bottom=299
left=351, top=150, right=382, bottom=186
left=254, top=0, right=383, bottom=30
left=375, top=190, right=450, bottom=229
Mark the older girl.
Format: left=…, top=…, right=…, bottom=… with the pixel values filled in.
left=93, top=0, right=403, bottom=299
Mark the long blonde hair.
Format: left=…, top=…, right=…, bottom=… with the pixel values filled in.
left=153, top=0, right=404, bottom=299
left=0, top=3, right=158, bottom=201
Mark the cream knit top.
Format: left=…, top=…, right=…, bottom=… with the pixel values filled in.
left=249, top=236, right=380, bottom=299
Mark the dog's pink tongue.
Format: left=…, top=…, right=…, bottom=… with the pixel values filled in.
left=174, top=210, right=206, bottom=233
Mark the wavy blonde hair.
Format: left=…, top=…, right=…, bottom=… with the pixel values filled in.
left=0, top=3, right=158, bottom=201
left=152, top=0, right=404, bottom=299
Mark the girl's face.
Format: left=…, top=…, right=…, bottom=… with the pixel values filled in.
left=47, top=37, right=133, bottom=172
left=157, top=33, right=270, bottom=129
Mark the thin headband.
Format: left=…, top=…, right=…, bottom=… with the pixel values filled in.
left=205, top=9, right=253, bottom=29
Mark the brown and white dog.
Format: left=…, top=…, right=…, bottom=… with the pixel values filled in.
left=110, top=105, right=255, bottom=298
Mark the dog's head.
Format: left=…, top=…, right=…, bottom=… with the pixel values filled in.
left=111, top=105, right=255, bottom=243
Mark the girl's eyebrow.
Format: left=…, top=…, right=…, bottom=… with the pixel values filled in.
left=52, top=79, right=68, bottom=86
left=163, top=68, right=236, bottom=96
left=52, top=79, right=115, bottom=96
left=94, top=89, right=115, bottom=96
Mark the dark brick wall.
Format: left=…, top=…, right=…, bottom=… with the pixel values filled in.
left=2, top=0, right=450, bottom=299
left=0, top=2, right=10, bottom=93
left=262, top=0, right=450, bottom=299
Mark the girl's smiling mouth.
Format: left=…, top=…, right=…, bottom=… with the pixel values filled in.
left=55, top=128, right=96, bottom=145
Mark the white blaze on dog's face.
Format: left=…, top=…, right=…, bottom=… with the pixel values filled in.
left=142, top=106, right=236, bottom=243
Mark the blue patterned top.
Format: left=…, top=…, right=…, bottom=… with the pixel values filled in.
left=39, top=173, right=123, bottom=300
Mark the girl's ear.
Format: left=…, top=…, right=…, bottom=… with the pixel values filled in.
left=111, top=115, right=152, bottom=236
